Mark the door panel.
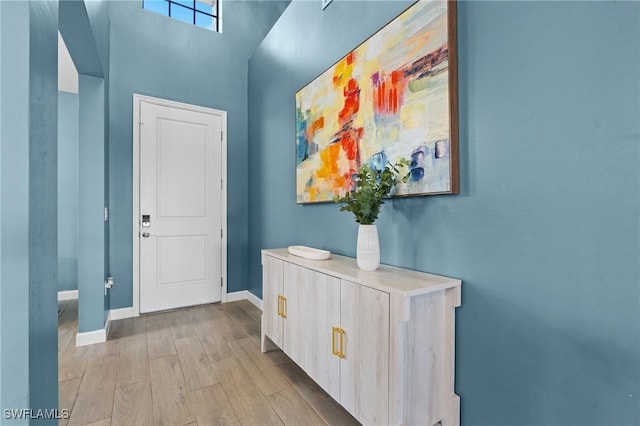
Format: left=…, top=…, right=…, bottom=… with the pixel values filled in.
left=139, top=101, right=222, bottom=313
left=307, top=270, right=341, bottom=402
left=157, top=120, right=207, bottom=218
left=262, top=256, right=284, bottom=348
left=283, top=262, right=310, bottom=365
left=283, top=263, right=341, bottom=401
left=340, top=280, right=390, bottom=425
left=157, top=236, right=207, bottom=285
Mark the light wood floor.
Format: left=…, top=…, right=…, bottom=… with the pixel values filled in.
left=58, top=299, right=360, bottom=426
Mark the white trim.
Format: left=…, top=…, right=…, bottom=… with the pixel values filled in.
left=220, top=110, right=228, bottom=303
left=57, top=290, right=79, bottom=301
left=246, top=291, right=263, bottom=311
left=226, top=290, right=263, bottom=311
left=109, top=307, right=134, bottom=321
left=133, top=95, right=139, bottom=316
left=226, top=290, right=248, bottom=303
left=104, top=313, right=112, bottom=339
left=75, top=307, right=134, bottom=347
left=75, top=328, right=106, bottom=346
left=132, top=94, right=228, bottom=316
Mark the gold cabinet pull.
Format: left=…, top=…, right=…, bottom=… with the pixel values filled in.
left=331, top=327, right=340, bottom=356
left=277, top=295, right=283, bottom=317
left=338, top=328, right=346, bottom=359
left=332, top=327, right=345, bottom=359
left=282, top=296, right=287, bottom=318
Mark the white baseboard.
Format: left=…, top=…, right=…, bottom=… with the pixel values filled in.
left=58, top=290, right=79, bottom=301
left=76, top=307, right=134, bottom=347
left=226, top=290, right=248, bottom=302
left=104, top=314, right=112, bottom=339
left=226, top=290, right=263, bottom=311
left=109, top=307, right=134, bottom=321
left=75, top=328, right=106, bottom=346
left=246, top=291, right=263, bottom=311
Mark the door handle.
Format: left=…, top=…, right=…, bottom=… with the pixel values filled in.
left=332, top=327, right=340, bottom=356
left=338, top=328, right=346, bottom=358
left=281, top=296, right=287, bottom=318
left=332, top=327, right=345, bottom=359
left=142, top=232, right=150, bottom=238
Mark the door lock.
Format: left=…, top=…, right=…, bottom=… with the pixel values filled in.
left=142, top=214, right=151, bottom=227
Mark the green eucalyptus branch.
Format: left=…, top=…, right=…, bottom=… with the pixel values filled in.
left=333, top=159, right=410, bottom=225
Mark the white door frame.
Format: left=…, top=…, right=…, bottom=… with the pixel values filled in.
left=132, top=94, right=228, bottom=316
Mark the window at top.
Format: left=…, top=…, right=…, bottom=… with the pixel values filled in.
left=143, top=0, right=220, bottom=32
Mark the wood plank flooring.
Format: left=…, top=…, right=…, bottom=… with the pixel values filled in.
left=58, top=299, right=360, bottom=426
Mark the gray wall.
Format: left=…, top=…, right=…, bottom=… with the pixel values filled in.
left=58, top=91, right=79, bottom=292
left=107, top=0, right=289, bottom=308
left=248, top=1, right=640, bottom=424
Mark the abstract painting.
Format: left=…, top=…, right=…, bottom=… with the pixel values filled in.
left=296, top=0, right=459, bottom=203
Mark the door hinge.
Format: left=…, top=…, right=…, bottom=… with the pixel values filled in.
left=220, top=130, right=223, bottom=141
left=221, top=178, right=224, bottom=190
left=221, top=229, right=223, bottom=239
left=220, top=277, right=224, bottom=287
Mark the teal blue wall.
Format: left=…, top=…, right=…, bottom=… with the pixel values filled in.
left=28, top=1, right=60, bottom=415
left=1, top=0, right=59, bottom=419
left=78, top=75, right=108, bottom=333
left=59, top=0, right=103, bottom=77
left=84, top=2, right=111, bottom=311
left=60, top=0, right=111, bottom=332
left=0, top=1, right=30, bottom=415
left=248, top=1, right=640, bottom=424
left=0, top=0, right=3, bottom=409
left=84, top=0, right=110, bottom=77
left=107, top=0, right=289, bottom=309
left=58, top=91, right=79, bottom=292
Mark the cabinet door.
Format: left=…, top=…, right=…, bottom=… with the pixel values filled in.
left=283, top=262, right=310, bottom=364
left=262, top=255, right=284, bottom=349
left=310, top=271, right=341, bottom=401
left=283, top=264, right=341, bottom=401
left=340, top=280, right=390, bottom=425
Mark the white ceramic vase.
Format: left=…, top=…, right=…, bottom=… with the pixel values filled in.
left=356, top=224, right=380, bottom=271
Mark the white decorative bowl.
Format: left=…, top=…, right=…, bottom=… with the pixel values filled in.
left=287, top=245, right=331, bottom=260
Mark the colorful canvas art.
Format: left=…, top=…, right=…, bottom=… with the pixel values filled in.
left=295, top=0, right=459, bottom=203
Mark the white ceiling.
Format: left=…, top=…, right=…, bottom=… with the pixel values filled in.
left=58, top=32, right=78, bottom=94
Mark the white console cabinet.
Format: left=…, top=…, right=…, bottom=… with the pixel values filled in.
left=261, top=248, right=461, bottom=426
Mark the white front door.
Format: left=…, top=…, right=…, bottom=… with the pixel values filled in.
left=138, top=98, right=224, bottom=314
